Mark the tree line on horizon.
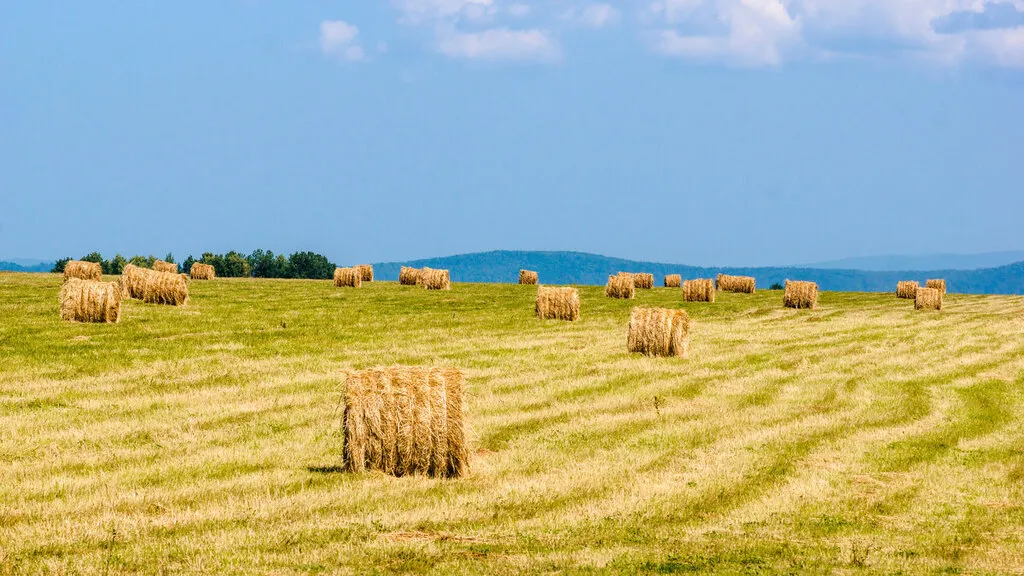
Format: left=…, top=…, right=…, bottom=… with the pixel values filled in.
left=51, top=250, right=337, bottom=279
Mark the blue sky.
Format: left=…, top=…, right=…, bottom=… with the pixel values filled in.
left=1, top=1, right=1023, bottom=267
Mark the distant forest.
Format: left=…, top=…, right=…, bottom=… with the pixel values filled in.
left=49, top=250, right=337, bottom=280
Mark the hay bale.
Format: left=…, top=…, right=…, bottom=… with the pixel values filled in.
left=605, top=273, right=635, bottom=299
left=120, top=264, right=147, bottom=299
left=334, top=267, right=362, bottom=288
left=783, top=280, right=818, bottom=310
left=535, top=286, right=580, bottom=321
left=664, top=274, right=682, bottom=288
left=343, top=367, right=467, bottom=478
left=926, top=279, right=947, bottom=295
left=915, top=287, right=943, bottom=311
left=141, top=269, right=189, bottom=305
left=356, top=264, right=374, bottom=282
left=896, top=281, right=919, bottom=299
left=63, top=260, right=102, bottom=282
left=399, top=266, right=421, bottom=286
left=633, top=273, right=654, bottom=290
left=716, top=273, right=756, bottom=294
left=419, top=268, right=451, bottom=290
left=153, top=260, right=178, bottom=274
left=190, top=262, right=215, bottom=280
left=683, top=279, right=716, bottom=303
left=59, top=278, right=121, bottom=323
left=519, top=269, right=539, bottom=285
left=627, top=307, right=691, bottom=358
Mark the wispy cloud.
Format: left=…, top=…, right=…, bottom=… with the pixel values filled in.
left=320, top=20, right=365, bottom=62
left=437, top=27, right=560, bottom=60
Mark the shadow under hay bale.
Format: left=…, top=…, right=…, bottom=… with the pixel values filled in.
left=60, top=278, right=121, bottom=323
left=536, top=286, right=580, bottom=321
left=153, top=260, right=178, bottom=274
left=605, top=273, right=635, bottom=299
left=399, top=267, right=421, bottom=286
left=633, top=273, right=654, bottom=290
left=356, top=264, right=374, bottom=282
left=343, top=367, right=468, bottom=478
left=926, top=279, right=947, bottom=295
left=419, top=268, right=451, bottom=290
left=897, top=281, right=918, bottom=299
left=915, top=287, right=943, bottom=311
left=190, top=262, right=215, bottom=280
left=519, top=269, right=539, bottom=285
left=717, top=273, right=756, bottom=294
left=334, top=267, right=362, bottom=288
left=628, top=307, right=691, bottom=358
left=784, top=280, right=819, bottom=310
left=683, top=279, right=716, bottom=303
left=63, top=260, right=102, bottom=282
left=664, top=274, right=682, bottom=288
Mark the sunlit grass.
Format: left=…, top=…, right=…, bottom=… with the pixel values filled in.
left=1, top=272, right=1023, bottom=574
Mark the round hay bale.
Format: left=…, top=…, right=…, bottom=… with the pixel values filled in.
left=63, top=260, right=102, bottom=282
left=536, top=286, right=580, bottom=321
left=783, top=280, right=818, bottom=310
left=59, top=278, right=121, bottom=323
left=627, top=307, right=691, bottom=358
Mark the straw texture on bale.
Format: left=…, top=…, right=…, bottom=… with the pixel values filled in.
left=120, top=264, right=146, bottom=299
left=627, top=307, right=691, bottom=358
left=63, top=260, right=102, bottom=282
left=896, top=281, right=919, bottom=299
left=926, top=279, right=947, bottom=295
left=519, top=269, right=539, bottom=285
left=399, top=266, right=421, bottom=286
left=664, top=274, right=682, bottom=288
left=419, top=268, right=451, bottom=291
left=535, top=286, right=580, bottom=321
left=153, top=260, right=178, bottom=274
left=190, top=262, right=215, bottom=280
left=633, top=273, right=655, bottom=290
left=605, top=273, right=636, bottom=299
left=59, top=279, right=121, bottom=323
left=717, top=273, right=756, bottom=294
left=783, top=280, right=819, bottom=310
left=334, top=267, right=362, bottom=288
left=356, top=264, right=374, bottom=282
left=141, top=269, right=189, bottom=306
left=915, top=287, right=943, bottom=311
left=343, top=367, right=468, bottom=478
left=683, top=279, right=716, bottom=303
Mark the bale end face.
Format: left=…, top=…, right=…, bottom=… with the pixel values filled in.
left=664, top=274, right=682, bottom=288
left=627, top=307, right=691, bottom=358
left=896, top=281, right=919, bottom=299
left=683, top=279, right=716, bottom=303
left=356, top=264, right=374, bottom=282
left=915, top=287, right=943, bottom=311
left=519, top=270, right=539, bottom=285
left=536, top=286, right=580, bottom=321
left=190, top=262, right=215, bottom=280
left=334, top=267, right=362, bottom=288
left=783, top=280, right=819, bottom=310
left=59, top=279, right=121, bottom=323
left=633, top=273, right=654, bottom=290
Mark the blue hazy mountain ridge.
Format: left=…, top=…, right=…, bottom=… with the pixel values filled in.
left=374, top=251, right=1024, bottom=295
left=804, top=251, right=1024, bottom=271
left=0, top=261, right=54, bottom=273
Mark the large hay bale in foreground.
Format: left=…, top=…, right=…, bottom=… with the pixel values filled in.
left=633, top=273, right=654, bottom=290
left=519, top=269, right=539, bottom=285
left=153, top=260, right=178, bottom=274
left=142, top=269, right=189, bottom=305
left=63, top=260, right=102, bottom=282
left=536, top=286, right=580, bottom=321
left=355, top=264, right=374, bottom=282
left=664, top=274, right=682, bottom=288
left=343, top=367, right=468, bottom=478
left=926, top=279, right=947, bottom=295
left=627, top=307, right=691, bottom=358
left=915, top=287, right=943, bottom=311
left=605, top=274, right=635, bottom=299
left=399, top=266, right=421, bottom=286
left=59, top=279, right=121, bottom=323
left=419, top=268, right=451, bottom=290
left=334, top=267, right=362, bottom=288
left=896, top=281, right=919, bottom=299
left=783, top=280, right=818, bottom=310
left=683, top=279, right=716, bottom=303
left=717, top=273, right=756, bottom=294
left=190, top=262, right=215, bottom=280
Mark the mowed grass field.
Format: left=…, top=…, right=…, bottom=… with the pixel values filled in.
left=2, top=273, right=1024, bottom=575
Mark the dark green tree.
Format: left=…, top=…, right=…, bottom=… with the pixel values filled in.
left=223, top=251, right=251, bottom=277
left=289, top=251, right=335, bottom=279
left=108, top=254, right=127, bottom=275
left=51, top=258, right=71, bottom=273
left=182, top=255, right=196, bottom=275
left=164, top=253, right=175, bottom=264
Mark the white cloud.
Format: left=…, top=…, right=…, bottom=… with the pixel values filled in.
left=507, top=3, right=531, bottom=17
left=437, top=28, right=560, bottom=60
left=575, top=4, right=621, bottom=29
left=320, top=20, right=365, bottom=62
left=395, top=0, right=497, bottom=24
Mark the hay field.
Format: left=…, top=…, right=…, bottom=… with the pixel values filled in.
left=2, top=273, right=1024, bottom=574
